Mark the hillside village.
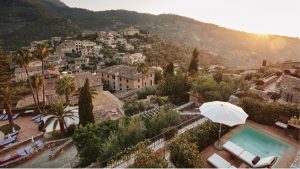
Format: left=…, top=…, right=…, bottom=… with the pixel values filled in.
left=0, top=25, right=300, bottom=168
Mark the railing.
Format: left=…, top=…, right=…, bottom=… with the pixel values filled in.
left=105, top=115, right=206, bottom=168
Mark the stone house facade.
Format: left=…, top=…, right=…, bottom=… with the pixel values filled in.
left=277, top=75, right=300, bottom=103
left=98, top=65, right=155, bottom=92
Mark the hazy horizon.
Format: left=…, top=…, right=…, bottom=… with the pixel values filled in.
left=61, top=0, right=300, bottom=38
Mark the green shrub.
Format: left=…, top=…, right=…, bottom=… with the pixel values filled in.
left=168, top=136, right=203, bottom=168
left=187, top=121, right=230, bottom=151
left=137, top=87, right=156, bottom=99
left=130, top=142, right=168, bottom=168
left=239, top=97, right=300, bottom=125
left=168, top=121, right=230, bottom=168
left=123, top=99, right=145, bottom=116
left=147, top=108, right=181, bottom=137
left=162, top=126, right=178, bottom=140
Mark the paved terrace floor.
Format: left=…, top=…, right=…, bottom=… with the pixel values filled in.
left=0, top=116, right=42, bottom=159
left=201, top=121, right=300, bottom=168
left=17, top=144, right=77, bottom=168
left=0, top=116, right=41, bottom=142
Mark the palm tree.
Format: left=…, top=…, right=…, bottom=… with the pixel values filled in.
left=55, top=76, right=76, bottom=105
left=14, top=49, right=42, bottom=113
left=31, top=75, right=43, bottom=107
left=35, top=44, right=50, bottom=113
left=44, top=102, right=76, bottom=135
left=137, top=63, right=149, bottom=88
left=0, top=87, right=16, bottom=126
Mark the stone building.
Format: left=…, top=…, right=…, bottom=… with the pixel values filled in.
left=74, top=57, right=89, bottom=66
left=98, top=65, right=155, bottom=92
left=277, top=74, right=300, bottom=103
left=282, top=62, right=300, bottom=71
left=119, top=27, right=139, bottom=36
left=123, top=53, right=146, bottom=65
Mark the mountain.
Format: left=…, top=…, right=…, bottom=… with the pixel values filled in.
left=0, top=0, right=299, bottom=69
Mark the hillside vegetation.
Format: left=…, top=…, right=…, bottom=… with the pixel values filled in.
left=0, top=0, right=299, bottom=68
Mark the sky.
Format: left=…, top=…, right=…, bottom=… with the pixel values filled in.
left=61, top=0, right=300, bottom=37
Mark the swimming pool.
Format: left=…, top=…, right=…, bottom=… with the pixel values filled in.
left=229, top=126, right=293, bottom=158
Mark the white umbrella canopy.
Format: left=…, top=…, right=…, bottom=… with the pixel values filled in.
left=199, top=101, right=248, bottom=148
left=200, top=101, right=248, bottom=127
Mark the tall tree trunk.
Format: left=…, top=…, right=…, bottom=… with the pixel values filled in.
left=42, top=60, right=45, bottom=113
left=35, top=88, right=40, bottom=108
left=5, top=102, right=15, bottom=127
left=25, top=67, right=42, bottom=114
left=59, top=119, right=66, bottom=135
left=65, top=93, right=69, bottom=105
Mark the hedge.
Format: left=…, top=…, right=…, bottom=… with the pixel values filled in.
left=238, top=97, right=300, bottom=125
left=168, top=121, right=231, bottom=168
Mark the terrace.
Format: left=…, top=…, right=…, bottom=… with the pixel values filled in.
left=202, top=121, right=300, bottom=168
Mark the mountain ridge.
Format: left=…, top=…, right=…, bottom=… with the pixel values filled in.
left=0, top=0, right=299, bottom=68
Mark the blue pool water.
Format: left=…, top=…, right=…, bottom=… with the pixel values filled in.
left=229, top=126, right=293, bottom=158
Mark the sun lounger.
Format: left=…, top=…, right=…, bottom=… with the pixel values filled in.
left=223, top=141, right=277, bottom=168
left=223, top=141, right=244, bottom=157
left=208, top=153, right=237, bottom=168
left=24, top=146, right=34, bottom=154
left=275, top=121, right=288, bottom=129
left=239, top=151, right=278, bottom=168
left=35, top=140, right=44, bottom=148
left=24, top=110, right=34, bottom=114
left=1, top=115, right=8, bottom=121
left=12, top=113, right=20, bottom=120
left=0, top=114, right=5, bottom=120
left=31, top=114, right=42, bottom=120
left=4, top=130, right=19, bottom=139
left=1, top=135, right=17, bottom=146
left=35, top=118, right=43, bottom=123
left=17, top=149, right=27, bottom=157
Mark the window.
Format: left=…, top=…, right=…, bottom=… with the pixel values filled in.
left=138, top=85, right=140, bottom=88
left=107, top=75, right=109, bottom=78
left=113, top=82, right=115, bottom=85
left=151, top=74, right=153, bottom=77
left=127, top=85, right=129, bottom=89
left=126, top=79, right=129, bottom=83
left=120, top=77, right=122, bottom=81
left=112, top=75, right=115, bottom=79
left=150, top=80, right=153, bottom=85
left=144, top=82, right=146, bottom=86
left=138, top=79, right=140, bottom=82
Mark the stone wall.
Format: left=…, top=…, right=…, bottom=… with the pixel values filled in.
left=278, top=75, right=300, bottom=103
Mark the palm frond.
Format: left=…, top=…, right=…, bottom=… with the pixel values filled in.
left=44, top=116, right=56, bottom=127
left=53, top=119, right=59, bottom=131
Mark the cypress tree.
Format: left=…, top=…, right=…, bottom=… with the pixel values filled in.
left=188, top=48, right=199, bottom=75
left=0, top=47, right=12, bottom=87
left=164, top=62, right=175, bottom=77
left=78, top=78, right=95, bottom=126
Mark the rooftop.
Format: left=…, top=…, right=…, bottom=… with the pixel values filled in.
left=98, top=65, right=151, bottom=80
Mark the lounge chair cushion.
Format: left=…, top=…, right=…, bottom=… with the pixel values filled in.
left=223, top=141, right=244, bottom=156
left=25, top=146, right=33, bottom=154
left=275, top=121, right=288, bottom=129
left=208, top=153, right=232, bottom=168
left=239, top=151, right=256, bottom=166
left=17, top=149, right=27, bottom=156
left=254, top=156, right=277, bottom=168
